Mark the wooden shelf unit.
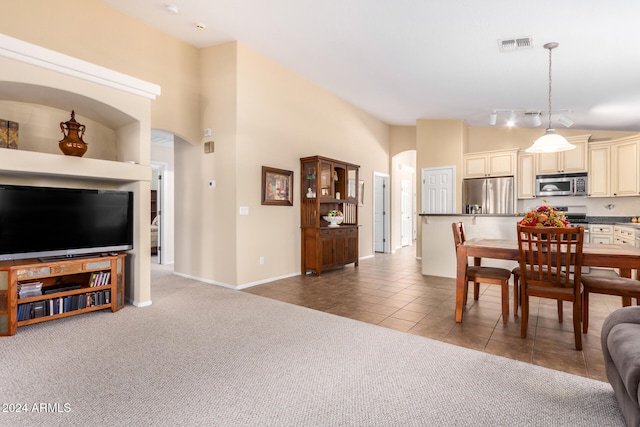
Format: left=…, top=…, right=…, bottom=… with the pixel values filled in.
left=300, top=155, right=359, bottom=275
left=0, top=253, right=126, bottom=336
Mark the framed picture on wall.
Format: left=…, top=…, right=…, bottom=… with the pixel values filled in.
left=261, top=166, right=293, bottom=206
left=358, top=180, right=365, bottom=206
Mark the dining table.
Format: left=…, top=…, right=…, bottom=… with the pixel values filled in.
left=455, top=238, right=640, bottom=323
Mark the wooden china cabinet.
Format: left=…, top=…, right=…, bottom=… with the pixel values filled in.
left=300, top=155, right=359, bottom=275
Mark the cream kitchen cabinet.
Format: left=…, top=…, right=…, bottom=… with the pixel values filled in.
left=517, top=152, right=536, bottom=199
left=536, top=138, right=588, bottom=175
left=614, top=225, right=636, bottom=247
left=463, top=149, right=517, bottom=178
left=611, top=137, right=640, bottom=197
left=590, top=224, right=614, bottom=245
left=587, top=143, right=610, bottom=197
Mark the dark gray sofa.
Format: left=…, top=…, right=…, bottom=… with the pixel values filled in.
left=602, top=306, right=640, bottom=426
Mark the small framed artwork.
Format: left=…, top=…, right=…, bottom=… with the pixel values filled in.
left=358, top=180, right=365, bottom=206
left=261, top=166, right=293, bottom=206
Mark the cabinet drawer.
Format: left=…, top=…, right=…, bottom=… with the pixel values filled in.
left=591, top=236, right=613, bottom=245
left=614, top=226, right=635, bottom=239
left=319, top=229, right=334, bottom=238
left=589, top=224, right=613, bottom=234
left=615, top=237, right=635, bottom=246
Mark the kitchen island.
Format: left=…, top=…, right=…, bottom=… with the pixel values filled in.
left=419, top=213, right=521, bottom=278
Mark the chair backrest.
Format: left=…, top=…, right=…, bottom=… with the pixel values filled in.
left=452, top=222, right=466, bottom=248
left=517, top=224, right=585, bottom=289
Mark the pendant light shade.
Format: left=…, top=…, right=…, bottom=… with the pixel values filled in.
left=526, top=128, right=575, bottom=153
left=526, top=42, right=575, bottom=153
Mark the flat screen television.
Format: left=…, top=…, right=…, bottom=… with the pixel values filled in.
left=0, top=184, right=133, bottom=261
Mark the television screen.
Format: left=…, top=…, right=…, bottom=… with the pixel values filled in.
left=0, top=185, right=133, bottom=261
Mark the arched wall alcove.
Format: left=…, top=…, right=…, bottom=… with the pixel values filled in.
left=0, top=34, right=161, bottom=307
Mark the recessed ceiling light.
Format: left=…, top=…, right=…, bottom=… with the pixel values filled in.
left=166, top=5, right=179, bottom=15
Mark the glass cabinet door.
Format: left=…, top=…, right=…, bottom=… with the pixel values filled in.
left=302, top=161, right=317, bottom=198
left=320, top=161, right=333, bottom=198
left=347, top=165, right=358, bottom=201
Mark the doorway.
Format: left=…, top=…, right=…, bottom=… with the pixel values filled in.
left=151, top=164, right=163, bottom=264
left=373, top=172, right=390, bottom=253
left=401, top=180, right=411, bottom=247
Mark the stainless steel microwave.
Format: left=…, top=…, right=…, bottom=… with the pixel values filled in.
left=535, top=173, right=588, bottom=196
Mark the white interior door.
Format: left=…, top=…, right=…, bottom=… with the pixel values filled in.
left=421, top=166, right=455, bottom=213
left=401, top=180, right=411, bottom=247
left=374, top=172, right=390, bottom=253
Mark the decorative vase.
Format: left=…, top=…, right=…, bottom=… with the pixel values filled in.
left=59, top=110, right=88, bottom=157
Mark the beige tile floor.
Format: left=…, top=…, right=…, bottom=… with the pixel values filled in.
left=243, top=245, right=627, bottom=381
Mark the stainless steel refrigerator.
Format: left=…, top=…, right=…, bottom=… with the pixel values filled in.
left=462, top=176, right=514, bottom=214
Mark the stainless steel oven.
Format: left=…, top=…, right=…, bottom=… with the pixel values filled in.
left=535, top=173, right=588, bottom=197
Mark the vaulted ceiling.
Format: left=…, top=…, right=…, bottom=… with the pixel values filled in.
left=102, top=0, right=640, bottom=132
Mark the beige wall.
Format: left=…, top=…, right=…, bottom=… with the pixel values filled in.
left=178, top=42, right=389, bottom=287
left=1, top=0, right=201, bottom=145
left=390, top=125, right=417, bottom=157
left=468, top=127, right=635, bottom=153
left=174, top=43, right=239, bottom=285
left=1, top=1, right=393, bottom=288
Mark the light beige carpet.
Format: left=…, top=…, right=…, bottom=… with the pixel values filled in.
left=0, top=265, right=624, bottom=426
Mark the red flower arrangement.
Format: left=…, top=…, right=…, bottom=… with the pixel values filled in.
left=519, top=205, right=569, bottom=228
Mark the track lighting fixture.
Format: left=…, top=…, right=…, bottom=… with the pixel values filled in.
left=557, top=114, right=574, bottom=128
left=489, top=111, right=497, bottom=126
left=525, top=111, right=542, bottom=127
left=488, top=109, right=571, bottom=129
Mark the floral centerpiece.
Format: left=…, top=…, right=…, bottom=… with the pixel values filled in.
left=519, top=204, right=569, bottom=227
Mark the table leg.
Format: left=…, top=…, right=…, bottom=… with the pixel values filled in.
left=455, top=245, right=467, bottom=322
left=620, top=268, right=633, bottom=306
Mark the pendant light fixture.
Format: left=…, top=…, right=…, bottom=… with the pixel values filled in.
left=525, top=42, right=575, bottom=153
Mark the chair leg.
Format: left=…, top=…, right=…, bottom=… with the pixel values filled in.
left=463, top=282, right=469, bottom=306
left=513, top=276, right=519, bottom=316
left=521, top=293, right=529, bottom=338
left=501, top=282, right=509, bottom=324
left=582, top=290, right=589, bottom=334
left=473, top=282, right=480, bottom=300
left=573, top=298, right=582, bottom=351
left=557, top=300, right=563, bottom=323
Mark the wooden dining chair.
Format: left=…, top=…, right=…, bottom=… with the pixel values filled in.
left=582, top=274, right=640, bottom=333
left=513, top=265, right=564, bottom=321
left=517, top=224, right=585, bottom=350
left=452, top=222, right=512, bottom=324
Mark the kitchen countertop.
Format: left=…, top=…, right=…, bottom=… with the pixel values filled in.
left=418, top=213, right=640, bottom=227
left=418, top=213, right=519, bottom=217
left=588, top=216, right=640, bottom=226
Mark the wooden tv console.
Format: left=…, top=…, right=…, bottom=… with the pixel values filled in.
left=0, top=253, right=126, bottom=336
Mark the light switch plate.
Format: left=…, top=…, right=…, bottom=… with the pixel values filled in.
left=239, top=207, right=249, bottom=215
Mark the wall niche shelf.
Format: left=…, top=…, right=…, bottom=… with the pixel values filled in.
left=0, top=149, right=150, bottom=183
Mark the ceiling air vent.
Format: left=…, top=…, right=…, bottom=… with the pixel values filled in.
left=498, top=36, right=533, bottom=52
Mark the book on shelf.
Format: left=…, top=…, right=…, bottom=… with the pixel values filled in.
left=7, top=121, right=18, bottom=149
left=33, top=301, right=45, bottom=318
left=0, top=118, right=8, bottom=148
left=16, top=288, right=112, bottom=322
left=89, top=271, right=111, bottom=287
